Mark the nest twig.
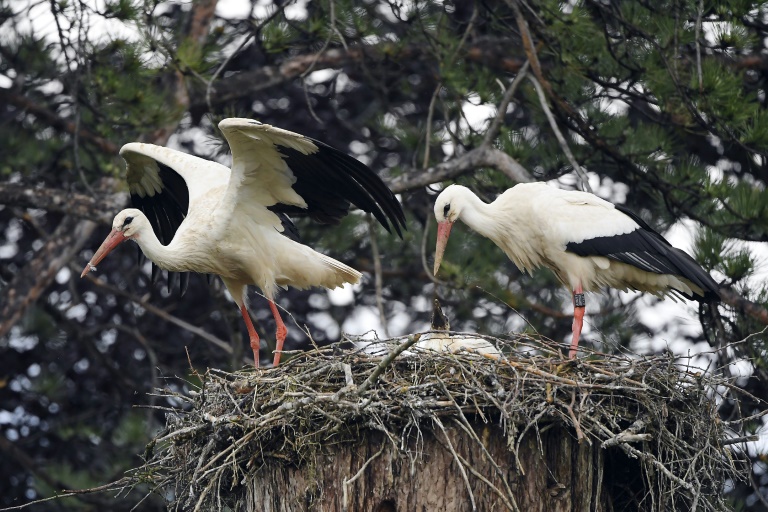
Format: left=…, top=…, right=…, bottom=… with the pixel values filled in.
left=131, top=333, right=750, bottom=511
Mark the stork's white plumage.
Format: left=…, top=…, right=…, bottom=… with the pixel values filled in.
left=432, top=183, right=720, bottom=358
left=81, top=118, right=406, bottom=367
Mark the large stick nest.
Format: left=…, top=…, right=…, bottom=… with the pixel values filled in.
left=135, top=333, right=748, bottom=511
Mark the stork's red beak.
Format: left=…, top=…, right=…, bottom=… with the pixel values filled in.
left=433, top=221, right=453, bottom=275
left=81, top=228, right=127, bottom=277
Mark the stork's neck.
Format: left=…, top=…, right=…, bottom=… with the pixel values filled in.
left=457, top=187, right=542, bottom=274
left=133, top=227, right=183, bottom=272
left=457, top=191, right=501, bottom=241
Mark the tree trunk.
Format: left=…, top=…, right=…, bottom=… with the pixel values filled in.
left=243, top=423, right=608, bottom=512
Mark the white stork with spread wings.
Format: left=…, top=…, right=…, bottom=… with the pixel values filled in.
left=81, top=118, right=406, bottom=367
left=432, top=183, right=720, bottom=358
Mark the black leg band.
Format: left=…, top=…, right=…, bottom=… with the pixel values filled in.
left=574, top=293, right=586, bottom=308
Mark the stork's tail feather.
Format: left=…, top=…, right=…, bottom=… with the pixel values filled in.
left=668, top=247, right=721, bottom=303
left=270, top=237, right=362, bottom=292
left=322, top=253, right=362, bottom=288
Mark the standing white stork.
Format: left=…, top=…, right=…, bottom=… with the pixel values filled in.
left=81, top=118, right=406, bottom=367
left=432, top=183, right=720, bottom=358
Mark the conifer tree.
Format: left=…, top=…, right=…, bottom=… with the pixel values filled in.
left=1, top=0, right=767, bottom=508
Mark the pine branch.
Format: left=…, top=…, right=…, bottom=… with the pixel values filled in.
left=0, top=88, right=118, bottom=155
left=194, top=42, right=529, bottom=109
left=149, top=0, right=219, bottom=145
left=0, top=182, right=126, bottom=225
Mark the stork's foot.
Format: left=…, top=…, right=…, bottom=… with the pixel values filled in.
left=269, top=300, right=288, bottom=367
left=249, top=338, right=261, bottom=367
left=276, top=326, right=287, bottom=344
left=273, top=325, right=287, bottom=366
left=240, top=305, right=261, bottom=368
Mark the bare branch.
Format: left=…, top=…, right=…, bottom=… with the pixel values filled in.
left=356, top=334, right=421, bottom=396
left=0, top=216, right=96, bottom=339
left=422, top=84, right=442, bottom=169
left=195, top=42, right=528, bottom=109
left=81, top=273, right=236, bottom=356
left=484, top=61, right=530, bottom=146
left=718, top=288, right=768, bottom=326
left=366, top=214, right=389, bottom=338
left=389, top=146, right=533, bottom=194
left=722, top=435, right=759, bottom=446
left=528, top=75, right=592, bottom=193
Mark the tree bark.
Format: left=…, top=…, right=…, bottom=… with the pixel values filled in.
left=242, top=423, right=609, bottom=512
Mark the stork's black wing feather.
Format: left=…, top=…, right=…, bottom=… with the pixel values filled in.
left=130, top=162, right=301, bottom=294
left=311, top=139, right=406, bottom=233
left=130, top=163, right=189, bottom=245
left=276, top=213, right=302, bottom=243
left=129, top=163, right=192, bottom=295
left=566, top=205, right=720, bottom=302
left=268, top=141, right=406, bottom=238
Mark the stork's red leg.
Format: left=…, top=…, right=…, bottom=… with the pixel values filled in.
left=239, top=305, right=260, bottom=367
left=569, top=283, right=585, bottom=359
left=269, top=300, right=288, bottom=366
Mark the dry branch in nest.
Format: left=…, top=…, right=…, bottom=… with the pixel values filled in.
left=132, top=333, right=749, bottom=511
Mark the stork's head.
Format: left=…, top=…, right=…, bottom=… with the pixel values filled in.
left=433, top=184, right=465, bottom=225
left=111, top=208, right=146, bottom=239
left=80, top=209, right=146, bottom=278
left=432, top=185, right=466, bottom=275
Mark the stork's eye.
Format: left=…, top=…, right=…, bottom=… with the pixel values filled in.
left=443, top=204, right=450, bottom=218
left=123, top=216, right=134, bottom=226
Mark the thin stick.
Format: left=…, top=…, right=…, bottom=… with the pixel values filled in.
left=695, top=0, right=704, bottom=93
left=721, top=435, right=759, bottom=446
left=367, top=214, right=390, bottom=338
left=433, top=416, right=477, bottom=511
left=528, top=75, right=592, bottom=193
left=81, top=272, right=234, bottom=355
left=437, top=378, right=518, bottom=512
left=423, top=84, right=442, bottom=168
left=342, top=444, right=386, bottom=512
left=565, top=389, right=586, bottom=443
left=357, top=334, right=421, bottom=396
left=483, top=61, right=530, bottom=146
